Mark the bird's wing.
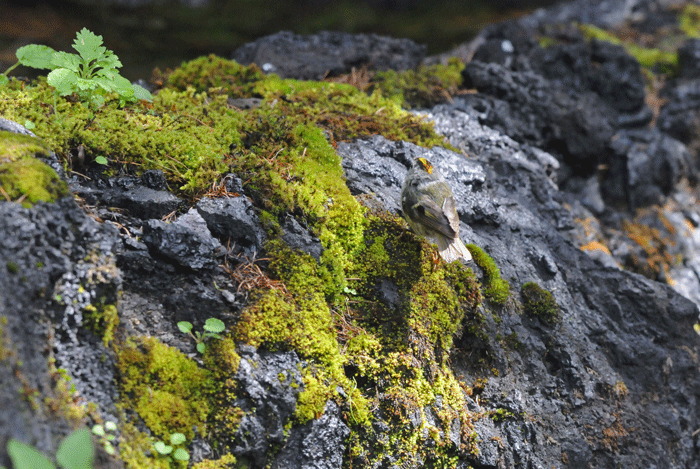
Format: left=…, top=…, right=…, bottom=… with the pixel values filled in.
left=413, top=198, right=458, bottom=239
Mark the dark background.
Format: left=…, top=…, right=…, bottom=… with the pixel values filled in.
left=0, top=0, right=559, bottom=81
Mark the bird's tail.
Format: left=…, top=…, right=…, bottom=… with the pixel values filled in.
left=436, top=236, right=472, bottom=263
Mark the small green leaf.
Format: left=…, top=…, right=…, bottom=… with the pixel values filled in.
left=173, top=448, right=190, bottom=461
left=23, top=120, right=35, bottom=130
left=169, top=433, right=186, bottom=445
left=153, top=441, right=172, bottom=455
left=0, top=75, right=8, bottom=86
left=196, top=342, right=206, bottom=354
left=94, top=156, right=108, bottom=165
left=47, top=68, right=79, bottom=96
left=16, top=44, right=58, bottom=70
left=7, top=439, right=54, bottom=469
left=203, top=318, right=225, bottom=333
left=104, top=442, right=115, bottom=456
left=51, top=51, right=81, bottom=73
left=56, top=428, right=94, bottom=469
left=92, top=424, right=105, bottom=436
left=104, top=421, right=117, bottom=432
left=177, top=321, right=193, bottom=334
left=72, top=28, right=107, bottom=64
left=132, top=84, right=154, bottom=102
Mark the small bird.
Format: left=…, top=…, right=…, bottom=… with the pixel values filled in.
left=401, top=157, right=472, bottom=263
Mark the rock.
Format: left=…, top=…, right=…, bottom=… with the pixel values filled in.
left=272, top=401, right=350, bottom=469
left=141, top=208, right=222, bottom=270
left=195, top=196, right=265, bottom=257
left=0, top=197, right=121, bottom=464
left=232, top=30, right=426, bottom=80
left=230, top=346, right=304, bottom=466
left=678, top=38, right=700, bottom=79
left=281, top=214, right=323, bottom=260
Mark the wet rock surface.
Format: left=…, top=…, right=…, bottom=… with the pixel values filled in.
left=232, top=30, right=426, bottom=80
left=1, top=1, right=700, bottom=468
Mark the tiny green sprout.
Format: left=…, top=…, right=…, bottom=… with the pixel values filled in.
left=94, top=156, right=108, bottom=165
left=92, top=421, right=117, bottom=455
left=177, top=318, right=225, bottom=353
left=1, top=28, right=153, bottom=109
left=154, top=433, right=189, bottom=463
left=6, top=428, right=95, bottom=469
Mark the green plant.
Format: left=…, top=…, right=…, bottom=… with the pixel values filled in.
left=5, top=428, right=94, bottom=469
left=177, top=318, right=225, bottom=353
left=91, top=421, right=117, bottom=455
left=153, top=432, right=189, bottom=463
left=521, top=282, right=559, bottom=324
left=466, top=244, right=510, bottom=304
left=0, top=28, right=153, bottom=108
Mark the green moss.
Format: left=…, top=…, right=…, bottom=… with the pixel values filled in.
left=576, top=23, right=678, bottom=74
left=680, top=3, right=700, bottom=37
left=466, top=244, right=510, bottom=305
left=116, top=336, right=211, bottom=441
left=83, top=303, right=119, bottom=347
left=0, top=136, right=69, bottom=206
left=521, top=282, right=559, bottom=325
left=6, top=261, right=19, bottom=274
left=371, top=57, right=464, bottom=109
left=192, top=453, right=237, bottom=469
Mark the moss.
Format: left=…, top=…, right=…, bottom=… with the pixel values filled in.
left=680, top=3, right=700, bottom=37
left=466, top=244, right=510, bottom=305
left=0, top=156, right=69, bottom=207
left=371, top=57, right=464, bottom=109
left=521, top=282, right=559, bottom=325
left=192, top=453, right=237, bottom=469
left=576, top=23, right=678, bottom=74
left=116, top=336, right=211, bottom=441
left=83, top=303, right=119, bottom=347
left=6, top=261, right=19, bottom=274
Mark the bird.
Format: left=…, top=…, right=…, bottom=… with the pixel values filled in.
left=401, top=157, right=472, bottom=263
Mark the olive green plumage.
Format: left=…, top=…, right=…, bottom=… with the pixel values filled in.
left=401, top=157, right=472, bottom=263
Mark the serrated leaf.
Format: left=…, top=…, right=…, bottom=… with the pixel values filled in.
left=56, top=428, right=94, bottom=469
left=177, top=321, right=193, bottom=333
left=75, top=77, right=99, bottom=91
left=73, top=28, right=106, bottom=63
left=7, top=439, right=54, bottom=469
left=95, top=53, right=122, bottom=71
left=16, top=44, right=58, bottom=70
left=196, top=342, right=206, bottom=354
left=51, top=51, right=81, bottom=73
left=153, top=442, right=172, bottom=455
left=169, top=433, right=186, bottom=445
left=47, top=68, right=79, bottom=96
left=132, top=84, right=154, bottom=102
left=204, top=318, right=225, bottom=333
left=173, top=448, right=190, bottom=461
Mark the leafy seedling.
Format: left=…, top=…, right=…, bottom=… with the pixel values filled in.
left=154, top=433, right=189, bottom=463
left=92, top=420, right=118, bottom=455
left=177, top=318, right=225, bottom=353
left=6, top=428, right=95, bottom=469
left=1, top=28, right=153, bottom=108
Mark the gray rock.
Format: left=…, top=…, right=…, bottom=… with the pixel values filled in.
left=230, top=347, right=304, bottom=466
left=141, top=209, right=221, bottom=270
left=232, top=30, right=426, bottom=80
left=195, top=196, right=265, bottom=257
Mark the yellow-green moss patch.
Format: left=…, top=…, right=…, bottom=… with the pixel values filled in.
left=466, top=244, right=510, bottom=305
left=521, top=282, right=559, bottom=325
left=116, top=336, right=211, bottom=441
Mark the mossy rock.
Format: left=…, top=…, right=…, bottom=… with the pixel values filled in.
left=521, top=282, right=559, bottom=325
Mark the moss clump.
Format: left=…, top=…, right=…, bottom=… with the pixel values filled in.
left=165, top=54, right=266, bottom=96
left=576, top=23, right=678, bottom=74
left=680, top=3, right=700, bottom=37
left=116, top=336, right=211, bottom=441
left=521, top=282, right=559, bottom=325
left=466, top=244, right=510, bottom=305
left=83, top=303, right=119, bottom=347
left=0, top=131, right=69, bottom=207
left=371, top=57, right=465, bottom=109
